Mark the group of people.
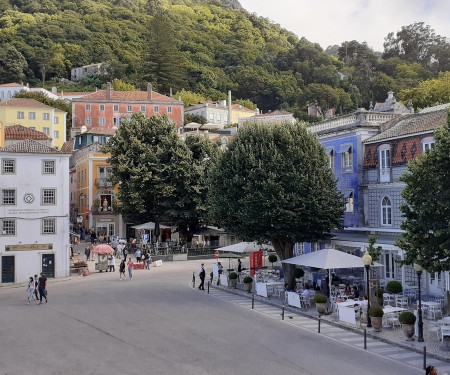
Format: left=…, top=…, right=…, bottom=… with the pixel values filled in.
left=119, top=258, right=138, bottom=280
left=26, top=273, right=48, bottom=305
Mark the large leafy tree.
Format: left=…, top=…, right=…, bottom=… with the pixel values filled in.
left=397, top=112, right=450, bottom=272
left=0, top=44, right=28, bottom=83
left=104, top=113, right=197, bottom=241
left=207, top=122, right=344, bottom=283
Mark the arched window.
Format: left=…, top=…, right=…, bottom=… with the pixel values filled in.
left=381, top=196, right=392, bottom=226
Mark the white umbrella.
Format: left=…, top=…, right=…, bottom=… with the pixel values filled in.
left=131, top=222, right=170, bottom=230
left=215, top=242, right=272, bottom=253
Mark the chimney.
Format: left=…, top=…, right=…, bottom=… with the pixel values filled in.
left=169, top=87, right=173, bottom=98
left=106, top=82, right=111, bottom=100
left=228, top=90, right=232, bottom=125
left=147, top=83, right=153, bottom=101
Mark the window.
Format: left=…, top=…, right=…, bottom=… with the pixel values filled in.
left=2, top=159, right=15, bottom=174
left=53, top=131, right=59, bottom=139
left=127, top=105, right=132, bottom=112
left=209, top=112, right=214, bottom=121
left=343, top=190, right=354, bottom=212
left=379, top=145, right=391, bottom=183
left=42, top=189, right=56, bottom=205
left=216, top=113, right=221, bottom=121
left=86, top=104, right=91, bottom=111
left=140, top=105, right=146, bottom=113
left=99, top=104, right=105, bottom=111
left=385, top=253, right=396, bottom=279
left=154, top=105, right=159, bottom=113
left=326, top=147, right=334, bottom=169
left=54, top=116, right=59, bottom=124
left=2, top=189, right=16, bottom=205
left=43, top=127, right=50, bottom=136
left=43, top=113, right=50, bottom=120
left=17, top=111, right=24, bottom=119
left=113, top=117, right=120, bottom=126
left=340, top=144, right=353, bottom=172
left=113, top=105, right=119, bottom=112
left=381, top=196, right=392, bottom=226
left=85, top=117, right=91, bottom=125
left=422, top=137, right=435, bottom=152
left=29, top=112, right=35, bottom=120
left=311, top=243, right=320, bottom=252
left=99, top=117, right=106, bottom=126
left=42, top=218, right=56, bottom=234
left=1, top=219, right=16, bottom=236
left=167, top=106, right=172, bottom=113
left=224, top=114, right=228, bottom=123
left=42, top=160, right=55, bottom=175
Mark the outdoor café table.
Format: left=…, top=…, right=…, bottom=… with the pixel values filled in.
left=336, top=300, right=359, bottom=325
left=437, top=317, right=450, bottom=325
left=382, top=306, right=406, bottom=327
left=421, top=301, right=441, bottom=319
left=255, top=281, right=284, bottom=298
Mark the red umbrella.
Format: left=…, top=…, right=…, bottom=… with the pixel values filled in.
left=92, top=244, right=114, bottom=255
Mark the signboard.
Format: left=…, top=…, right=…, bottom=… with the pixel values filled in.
left=6, top=244, right=53, bottom=251
left=142, top=234, right=150, bottom=242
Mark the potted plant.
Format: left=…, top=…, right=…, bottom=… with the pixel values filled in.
left=268, top=254, right=278, bottom=268
left=228, top=272, right=238, bottom=288
left=314, top=294, right=328, bottom=314
left=399, top=311, right=416, bottom=341
left=369, top=306, right=384, bottom=332
left=375, top=289, right=385, bottom=306
left=243, top=276, right=253, bottom=293
left=386, top=280, right=403, bottom=306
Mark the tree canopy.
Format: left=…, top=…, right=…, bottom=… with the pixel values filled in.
left=397, top=112, right=450, bottom=272
left=207, top=122, right=344, bottom=281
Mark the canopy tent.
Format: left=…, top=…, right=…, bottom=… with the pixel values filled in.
left=218, top=252, right=242, bottom=269
left=131, top=222, right=170, bottom=230
left=92, top=244, right=114, bottom=255
left=215, top=242, right=273, bottom=254
left=281, top=248, right=382, bottom=296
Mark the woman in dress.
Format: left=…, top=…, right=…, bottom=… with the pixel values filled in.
left=26, top=277, right=35, bottom=304
left=119, top=259, right=126, bottom=280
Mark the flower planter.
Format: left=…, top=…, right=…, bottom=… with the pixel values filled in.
left=316, top=303, right=327, bottom=315
left=244, top=282, right=253, bottom=293
left=402, top=324, right=415, bottom=341
left=371, top=316, right=383, bottom=332
left=229, top=279, right=237, bottom=288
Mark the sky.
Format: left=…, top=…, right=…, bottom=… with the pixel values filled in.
left=238, top=0, right=450, bottom=52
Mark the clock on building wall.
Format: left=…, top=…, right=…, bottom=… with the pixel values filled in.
left=23, top=193, right=35, bottom=204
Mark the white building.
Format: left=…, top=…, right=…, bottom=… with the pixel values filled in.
left=0, top=139, right=71, bottom=284
left=0, top=82, right=60, bottom=102
left=71, top=63, right=106, bottom=82
left=238, top=110, right=296, bottom=128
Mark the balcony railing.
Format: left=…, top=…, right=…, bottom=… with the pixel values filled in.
left=95, top=178, right=114, bottom=188
left=91, top=205, right=115, bottom=214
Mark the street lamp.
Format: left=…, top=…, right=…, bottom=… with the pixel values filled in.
left=414, top=262, right=424, bottom=342
left=362, top=252, right=372, bottom=328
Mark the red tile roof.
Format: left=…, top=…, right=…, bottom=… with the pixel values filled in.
left=77, top=90, right=179, bottom=103
left=5, top=125, right=50, bottom=140
left=0, top=83, right=25, bottom=88
left=231, top=104, right=256, bottom=113
left=61, top=141, right=74, bottom=152
left=0, top=139, right=64, bottom=154
left=0, top=98, right=66, bottom=112
left=85, top=127, right=117, bottom=135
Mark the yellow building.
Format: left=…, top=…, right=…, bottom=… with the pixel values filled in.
left=231, top=104, right=259, bottom=125
left=0, top=121, right=4, bottom=148
left=71, top=128, right=122, bottom=237
left=0, top=98, right=66, bottom=149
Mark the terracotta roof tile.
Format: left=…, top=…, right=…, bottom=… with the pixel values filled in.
left=0, top=83, right=25, bottom=88
left=61, top=141, right=74, bottom=152
left=85, top=127, right=117, bottom=135
left=0, top=98, right=65, bottom=112
left=0, top=139, right=64, bottom=154
left=5, top=125, right=50, bottom=140
left=76, top=90, right=180, bottom=103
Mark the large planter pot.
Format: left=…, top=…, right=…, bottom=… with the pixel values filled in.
left=371, top=316, right=383, bottom=332
left=402, top=324, right=415, bottom=341
left=229, top=279, right=237, bottom=288
left=316, top=303, right=327, bottom=315
left=244, top=282, right=253, bottom=293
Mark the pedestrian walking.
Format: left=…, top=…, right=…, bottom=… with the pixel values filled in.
left=135, top=249, right=142, bottom=263
left=119, top=259, right=126, bottom=280
left=26, top=277, right=35, bottom=304
left=33, top=274, right=39, bottom=301
left=198, top=263, right=206, bottom=290
left=85, top=245, right=91, bottom=262
left=108, top=254, right=115, bottom=272
left=127, top=258, right=134, bottom=280
left=217, top=262, right=223, bottom=285
left=38, top=273, right=48, bottom=304
left=426, top=365, right=438, bottom=375
left=123, top=246, right=128, bottom=261
left=145, top=252, right=151, bottom=270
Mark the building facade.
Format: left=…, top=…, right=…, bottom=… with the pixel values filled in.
left=238, top=111, right=296, bottom=128
left=0, top=98, right=67, bottom=149
left=72, top=83, right=184, bottom=133
left=0, top=140, right=71, bottom=284
left=71, top=63, right=106, bottom=82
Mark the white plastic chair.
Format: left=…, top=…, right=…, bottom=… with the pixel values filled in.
left=396, top=296, right=409, bottom=308
left=385, top=312, right=401, bottom=329
left=429, top=305, right=443, bottom=320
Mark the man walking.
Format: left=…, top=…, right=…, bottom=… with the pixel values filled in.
left=198, top=263, right=206, bottom=290
left=38, top=272, right=48, bottom=304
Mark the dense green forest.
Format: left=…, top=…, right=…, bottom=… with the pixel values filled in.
left=1, top=0, right=449, bottom=116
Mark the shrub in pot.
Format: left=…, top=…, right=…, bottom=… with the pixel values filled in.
left=268, top=254, right=278, bottom=268
left=292, top=268, right=305, bottom=279
left=228, top=272, right=238, bottom=288
left=386, top=281, right=403, bottom=295
left=399, top=311, right=416, bottom=341
left=243, top=276, right=253, bottom=292
left=375, top=289, right=385, bottom=305
left=314, top=294, right=328, bottom=314
left=369, top=306, right=384, bottom=332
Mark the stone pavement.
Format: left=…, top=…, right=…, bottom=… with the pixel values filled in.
left=203, top=281, right=450, bottom=373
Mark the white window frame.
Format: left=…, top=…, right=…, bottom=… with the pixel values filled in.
left=422, top=136, right=435, bottom=152
left=140, top=105, right=146, bottom=113
left=42, top=160, right=55, bottom=175
left=127, top=105, right=132, bottom=112
left=384, top=253, right=396, bottom=279
left=43, top=127, right=50, bottom=136
left=99, top=117, right=106, bottom=126
left=29, top=112, right=35, bottom=120
left=53, top=131, right=59, bottom=139
left=85, top=117, right=91, bottom=125
left=326, top=147, right=334, bottom=170
left=42, top=218, right=56, bottom=235
left=2, top=189, right=16, bottom=205
left=343, top=190, right=354, bottom=212
left=86, top=104, right=91, bottom=111
left=154, top=105, right=159, bottom=113
left=340, top=144, right=353, bottom=172
left=113, top=117, right=120, bottom=126
left=113, top=105, right=119, bottom=112
left=381, top=196, right=392, bottom=226
left=17, top=111, right=24, bottom=119
left=54, top=116, right=59, bottom=124
left=43, top=113, right=50, bottom=120
left=167, top=106, right=172, bottom=113
left=99, top=104, right=105, bottom=111
left=2, top=159, right=15, bottom=174
left=1, top=219, right=16, bottom=236
left=41, top=188, right=56, bottom=205
left=379, top=145, right=391, bottom=183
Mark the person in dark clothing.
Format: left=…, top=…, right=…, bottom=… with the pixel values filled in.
left=198, top=263, right=206, bottom=290
left=38, top=273, right=48, bottom=304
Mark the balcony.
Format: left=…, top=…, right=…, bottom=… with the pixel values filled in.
left=91, top=205, right=116, bottom=214
left=95, top=178, right=114, bottom=188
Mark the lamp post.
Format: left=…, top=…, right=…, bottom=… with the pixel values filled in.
left=362, top=252, right=372, bottom=328
left=414, top=263, right=424, bottom=342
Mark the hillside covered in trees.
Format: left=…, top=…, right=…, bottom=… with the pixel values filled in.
left=1, top=0, right=449, bottom=116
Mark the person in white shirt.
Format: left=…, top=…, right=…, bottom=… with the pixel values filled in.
left=108, top=254, right=115, bottom=272
left=301, top=285, right=311, bottom=297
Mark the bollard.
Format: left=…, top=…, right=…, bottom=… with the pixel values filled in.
left=252, top=294, right=255, bottom=309
left=364, top=329, right=367, bottom=350
left=282, top=304, right=285, bottom=320
left=207, top=281, right=210, bottom=294
left=192, top=272, right=195, bottom=288
left=423, top=346, right=426, bottom=370
left=318, top=317, right=321, bottom=333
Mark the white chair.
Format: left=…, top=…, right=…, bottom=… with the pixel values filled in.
left=300, top=295, right=311, bottom=310
left=396, top=296, right=409, bottom=308
left=385, top=312, right=401, bottom=329
left=429, top=305, right=443, bottom=320
left=383, top=294, right=395, bottom=306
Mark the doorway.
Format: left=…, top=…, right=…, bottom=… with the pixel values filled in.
left=42, top=254, right=55, bottom=278
left=1, top=256, right=15, bottom=283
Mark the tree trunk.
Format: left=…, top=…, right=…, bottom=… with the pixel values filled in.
left=271, top=238, right=295, bottom=287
